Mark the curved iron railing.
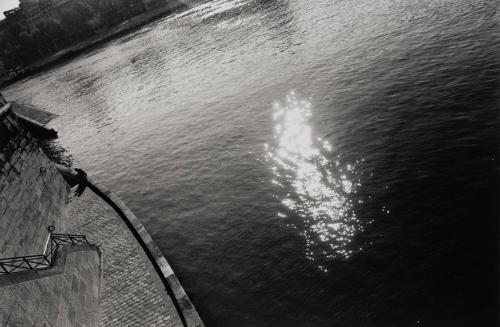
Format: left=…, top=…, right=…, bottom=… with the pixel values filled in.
left=0, top=232, right=89, bottom=275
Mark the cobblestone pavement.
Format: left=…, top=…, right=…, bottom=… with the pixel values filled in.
left=62, top=189, right=183, bottom=327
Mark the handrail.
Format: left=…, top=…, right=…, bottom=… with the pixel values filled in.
left=0, top=233, right=90, bottom=275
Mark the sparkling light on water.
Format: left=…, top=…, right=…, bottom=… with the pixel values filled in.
left=175, top=0, right=250, bottom=22
left=265, top=92, right=364, bottom=268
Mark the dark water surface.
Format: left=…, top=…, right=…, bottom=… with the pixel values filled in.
left=5, top=0, right=499, bottom=325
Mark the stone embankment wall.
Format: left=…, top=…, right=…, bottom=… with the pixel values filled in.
left=0, top=102, right=69, bottom=257
left=0, top=244, right=102, bottom=327
left=0, top=98, right=102, bottom=327
left=0, top=95, right=203, bottom=326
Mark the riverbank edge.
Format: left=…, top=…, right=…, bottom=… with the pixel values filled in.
left=2, top=101, right=203, bottom=326
left=1, top=1, right=189, bottom=87
left=56, top=164, right=205, bottom=327
left=11, top=102, right=58, bottom=125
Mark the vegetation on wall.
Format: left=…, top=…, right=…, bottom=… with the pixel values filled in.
left=0, top=0, right=156, bottom=73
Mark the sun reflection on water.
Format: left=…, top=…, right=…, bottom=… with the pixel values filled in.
left=265, top=92, right=364, bottom=270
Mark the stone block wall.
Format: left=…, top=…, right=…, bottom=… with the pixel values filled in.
left=0, top=105, right=70, bottom=257
left=0, top=244, right=102, bottom=327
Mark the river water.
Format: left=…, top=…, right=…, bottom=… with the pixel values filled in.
left=4, top=0, right=499, bottom=326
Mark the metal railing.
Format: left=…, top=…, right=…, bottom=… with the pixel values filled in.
left=0, top=232, right=89, bottom=275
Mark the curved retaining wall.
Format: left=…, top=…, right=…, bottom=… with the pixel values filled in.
left=55, top=164, right=204, bottom=327
left=0, top=98, right=203, bottom=326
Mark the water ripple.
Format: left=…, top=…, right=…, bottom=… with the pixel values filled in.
left=265, top=92, right=364, bottom=269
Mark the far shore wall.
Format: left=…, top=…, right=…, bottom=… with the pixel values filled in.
left=0, top=103, right=69, bottom=258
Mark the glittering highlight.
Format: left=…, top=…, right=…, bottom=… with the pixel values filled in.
left=265, top=92, right=364, bottom=269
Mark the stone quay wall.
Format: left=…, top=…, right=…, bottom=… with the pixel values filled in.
left=0, top=96, right=202, bottom=326
left=0, top=99, right=102, bottom=327
left=0, top=102, right=69, bottom=258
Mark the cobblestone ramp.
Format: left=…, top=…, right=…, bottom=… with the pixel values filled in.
left=0, top=245, right=101, bottom=327
left=63, top=190, right=183, bottom=327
